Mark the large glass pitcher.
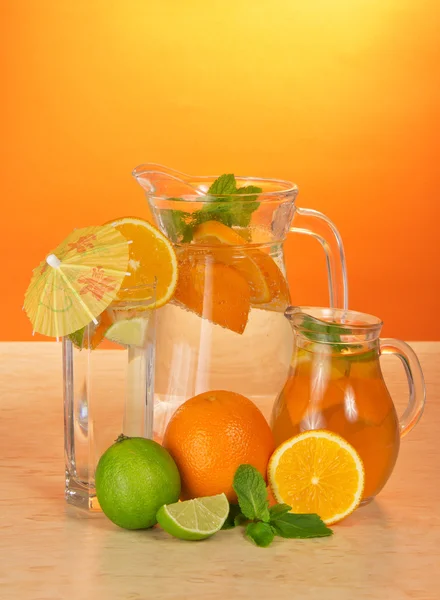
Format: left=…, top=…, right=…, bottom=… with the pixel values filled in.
left=132, top=164, right=348, bottom=440
left=271, top=307, right=426, bottom=503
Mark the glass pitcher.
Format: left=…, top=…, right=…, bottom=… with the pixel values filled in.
left=132, top=164, right=348, bottom=440
left=271, top=307, right=426, bottom=503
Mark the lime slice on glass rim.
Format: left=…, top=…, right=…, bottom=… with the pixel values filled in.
left=156, top=493, right=229, bottom=541
left=104, top=317, right=150, bottom=348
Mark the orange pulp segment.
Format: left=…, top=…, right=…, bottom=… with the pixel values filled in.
left=174, top=249, right=251, bottom=334
left=107, top=217, right=177, bottom=306
left=193, top=220, right=248, bottom=245
left=247, top=248, right=290, bottom=311
left=268, top=430, right=365, bottom=525
left=192, top=221, right=289, bottom=309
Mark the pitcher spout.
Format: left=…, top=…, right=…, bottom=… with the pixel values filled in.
left=132, top=164, right=204, bottom=197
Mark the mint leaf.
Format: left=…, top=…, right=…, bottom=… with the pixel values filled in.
left=269, top=503, right=292, bottom=519
left=227, top=200, right=259, bottom=228
left=159, top=207, right=196, bottom=243
left=221, top=504, right=242, bottom=530
left=163, top=175, right=262, bottom=241
left=233, top=465, right=270, bottom=522
left=270, top=513, right=333, bottom=539
left=208, top=173, right=237, bottom=196
left=245, top=522, right=275, bottom=548
left=198, top=202, right=235, bottom=227
left=227, top=184, right=261, bottom=227
left=236, top=184, right=262, bottom=201
left=234, top=513, right=248, bottom=526
left=202, top=179, right=262, bottom=229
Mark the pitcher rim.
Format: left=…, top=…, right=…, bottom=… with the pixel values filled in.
left=132, top=164, right=299, bottom=200
left=285, top=306, right=383, bottom=337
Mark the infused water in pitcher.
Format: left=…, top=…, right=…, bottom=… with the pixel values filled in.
left=133, top=165, right=348, bottom=440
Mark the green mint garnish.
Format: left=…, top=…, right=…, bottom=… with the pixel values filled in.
left=164, top=174, right=262, bottom=242
left=206, top=173, right=237, bottom=195
left=245, top=522, right=275, bottom=548
left=221, top=504, right=242, bottom=530
left=300, top=314, right=368, bottom=357
left=228, top=465, right=333, bottom=547
left=301, top=314, right=349, bottom=348
left=268, top=503, right=292, bottom=519
left=233, top=464, right=271, bottom=523
left=269, top=512, right=332, bottom=539
left=158, top=205, right=195, bottom=244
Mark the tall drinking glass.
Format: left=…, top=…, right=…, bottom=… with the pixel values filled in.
left=63, top=283, right=156, bottom=510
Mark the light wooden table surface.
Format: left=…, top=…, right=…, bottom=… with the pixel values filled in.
left=0, top=342, right=439, bottom=600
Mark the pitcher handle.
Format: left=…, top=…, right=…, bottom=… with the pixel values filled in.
left=379, top=339, right=426, bottom=438
left=289, top=207, right=348, bottom=309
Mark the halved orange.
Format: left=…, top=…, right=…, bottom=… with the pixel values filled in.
left=192, top=220, right=289, bottom=309
left=268, top=430, right=365, bottom=525
left=107, top=217, right=177, bottom=307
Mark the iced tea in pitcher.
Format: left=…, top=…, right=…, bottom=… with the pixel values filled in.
left=271, top=307, right=426, bottom=503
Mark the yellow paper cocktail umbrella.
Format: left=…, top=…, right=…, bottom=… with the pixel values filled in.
left=24, top=224, right=131, bottom=338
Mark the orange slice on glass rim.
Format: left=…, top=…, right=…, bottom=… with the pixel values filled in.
left=107, top=217, right=178, bottom=307
left=268, top=430, right=365, bottom=525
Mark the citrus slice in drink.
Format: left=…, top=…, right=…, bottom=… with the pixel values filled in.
left=193, top=220, right=248, bottom=245
left=247, top=249, right=290, bottom=311
left=174, top=251, right=251, bottom=334
left=104, top=317, right=150, bottom=348
left=193, top=220, right=289, bottom=309
left=268, top=430, right=365, bottom=525
left=107, top=217, right=178, bottom=307
left=193, top=221, right=270, bottom=303
left=156, top=493, right=229, bottom=540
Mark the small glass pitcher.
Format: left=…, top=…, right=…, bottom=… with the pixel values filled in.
left=271, top=307, right=426, bottom=503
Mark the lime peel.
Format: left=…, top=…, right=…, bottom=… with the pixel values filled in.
left=156, top=493, right=229, bottom=541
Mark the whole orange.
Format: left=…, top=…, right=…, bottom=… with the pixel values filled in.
left=162, top=390, right=275, bottom=502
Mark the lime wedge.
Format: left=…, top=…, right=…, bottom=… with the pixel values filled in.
left=156, top=493, right=229, bottom=541
left=104, top=317, right=149, bottom=348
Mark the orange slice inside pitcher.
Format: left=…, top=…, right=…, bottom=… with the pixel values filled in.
left=193, top=221, right=290, bottom=309
left=268, top=430, right=365, bottom=525
left=174, top=248, right=251, bottom=334
left=193, top=221, right=270, bottom=304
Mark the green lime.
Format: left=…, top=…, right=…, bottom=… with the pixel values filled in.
left=95, top=435, right=181, bottom=530
left=104, top=317, right=149, bottom=347
left=68, top=326, right=86, bottom=349
left=156, top=493, right=229, bottom=541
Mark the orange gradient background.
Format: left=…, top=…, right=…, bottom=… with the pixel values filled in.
left=2, top=0, right=439, bottom=341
